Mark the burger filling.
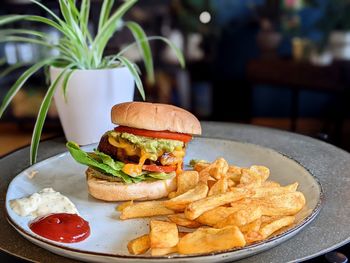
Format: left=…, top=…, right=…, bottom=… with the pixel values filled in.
left=99, top=131, right=186, bottom=176
left=66, top=127, right=192, bottom=184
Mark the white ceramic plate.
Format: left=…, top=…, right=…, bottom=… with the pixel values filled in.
left=5, top=137, right=323, bottom=263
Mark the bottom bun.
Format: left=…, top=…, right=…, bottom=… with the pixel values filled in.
left=86, top=168, right=177, bottom=201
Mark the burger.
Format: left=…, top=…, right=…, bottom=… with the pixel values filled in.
left=67, top=102, right=201, bottom=201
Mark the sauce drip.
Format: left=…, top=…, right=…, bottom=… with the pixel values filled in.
left=29, top=213, right=90, bottom=243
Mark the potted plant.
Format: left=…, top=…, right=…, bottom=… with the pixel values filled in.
left=0, top=0, right=184, bottom=164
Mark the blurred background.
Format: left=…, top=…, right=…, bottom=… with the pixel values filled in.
left=2, top=0, right=350, bottom=157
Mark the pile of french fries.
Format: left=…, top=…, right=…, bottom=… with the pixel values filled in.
left=118, top=158, right=306, bottom=256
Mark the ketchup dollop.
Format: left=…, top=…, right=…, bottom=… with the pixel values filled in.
left=29, top=213, right=90, bottom=243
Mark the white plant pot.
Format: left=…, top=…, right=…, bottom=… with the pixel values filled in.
left=50, top=67, right=135, bottom=145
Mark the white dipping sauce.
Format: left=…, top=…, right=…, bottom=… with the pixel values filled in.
left=10, top=188, right=78, bottom=217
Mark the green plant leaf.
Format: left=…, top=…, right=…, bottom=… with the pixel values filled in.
left=0, top=62, right=27, bottom=79
left=0, top=29, right=48, bottom=39
left=117, top=56, right=145, bottom=100
left=30, top=66, right=70, bottom=164
left=93, top=0, right=137, bottom=63
left=125, top=21, right=154, bottom=84
left=0, top=36, right=54, bottom=47
left=98, top=0, right=115, bottom=32
left=0, top=58, right=54, bottom=118
left=119, top=36, right=185, bottom=68
left=80, top=0, right=92, bottom=43
left=62, top=68, right=76, bottom=102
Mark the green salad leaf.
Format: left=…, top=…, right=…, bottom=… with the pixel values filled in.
left=66, top=141, right=174, bottom=184
left=147, top=172, right=175, bottom=180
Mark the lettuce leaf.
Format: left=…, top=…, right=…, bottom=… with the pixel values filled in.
left=147, top=172, right=175, bottom=180
left=66, top=141, right=173, bottom=184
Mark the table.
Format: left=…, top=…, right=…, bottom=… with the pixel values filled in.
left=1, top=122, right=350, bottom=262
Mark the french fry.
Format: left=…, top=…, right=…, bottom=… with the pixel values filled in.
left=231, top=192, right=305, bottom=216
left=209, top=158, right=229, bottom=180
left=177, top=226, right=246, bottom=254
left=117, top=200, right=133, bottom=212
left=238, top=168, right=262, bottom=188
left=239, top=218, right=262, bottom=233
left=250, top=165, right=270, bottom=182
left=259, top=192, right=306, bottom=216
left=194, top=162, right=210, bottom=173
left=253, top=182, right=298, bottom=198
left=127, top=234, right=150, bottom=255
left=196, top=206, right=241, bottom=226
left=246, top=216, right=295, bottom=243
left=199, top=166, right=210, bottom=184
left=164, top=183, right=208, bottom=211
left=226, top=166, right=242, bottom=183
left=151, top=246, right=178, bottom=256
left=150, top=220, right=179, bottom=248
left=170, top=171, right=199, bottom=198
left=120, top=201, right=174, bottom=220
left=150, top=233, right=188, bottom=256
left=207, top=178, right=217, bottom=189
left=215, top=206, right=262, bottom=228
left=208, top=177, right=228, bottom=196
left=185, top=188, right=252, bottom=220
left=168, top=213, right=202, bottom=228
left=262, top=181, right=281, bottom=188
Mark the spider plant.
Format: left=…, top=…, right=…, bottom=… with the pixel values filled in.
left=0, top=0, right=184, bottom=164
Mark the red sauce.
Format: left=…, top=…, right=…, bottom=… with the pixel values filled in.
left=29, top=213, right=90, bottom=243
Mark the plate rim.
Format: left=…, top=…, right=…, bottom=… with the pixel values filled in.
left=5, top=136, right=324, bottom=260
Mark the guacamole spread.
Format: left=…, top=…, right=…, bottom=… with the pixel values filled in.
left=109, top=131, right=184, bottom=155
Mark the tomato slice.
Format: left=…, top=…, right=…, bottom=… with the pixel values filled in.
left=114, top=126, right=192, bottom=142
left=142, top=164, right=176, bottom=173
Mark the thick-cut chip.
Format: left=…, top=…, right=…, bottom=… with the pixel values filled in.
left=169, top=171, right=200, bottom=198
left=117, top=200, right=133, bottom=211
left=207, top=178, right=217, bottom=189
left=185, top=188, right=252, bottom=220
left=245, top=216, right=295, bottom=243
left=208, top=177, right=228, bottom=196
left=253, top=182, right=298, bottom=198
left=226, top=165, right=242, bottom=183
left=239, top=218, right=261, bottom=233
left=230, top=192, right=305, bottom=217
left=215, top=206, right=262, bottom=228
left=194, top=162, right=210, bottom=173
left=250, top=165, right=270, bottom=181
left=260, top=192, right=306, bottom=216
left=120, top=201, right=174, bottom=220
left=127, top=234, right=150, bottom=255
left=150, top=220, right=179, bottom=248
left=151, top=246, right=178, bottom=256
left=262, top=181, right=281, bottom=188
left=177, top=226, right=246, bottom=254
left=199, top=166, right=210, bottom=184
left=168, top=213, right=202, bottom=228
left=150, top=233, right=188, bottom=256
left=164, top=183, right=208, bottom=211
left=196, top=206, right=242, bottom=226
left=209, top=158, right=229, bottom=180
left=238, top=168, right=262, bottom=188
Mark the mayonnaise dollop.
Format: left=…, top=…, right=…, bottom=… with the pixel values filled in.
left=10, top=188, right=78, bottom=217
